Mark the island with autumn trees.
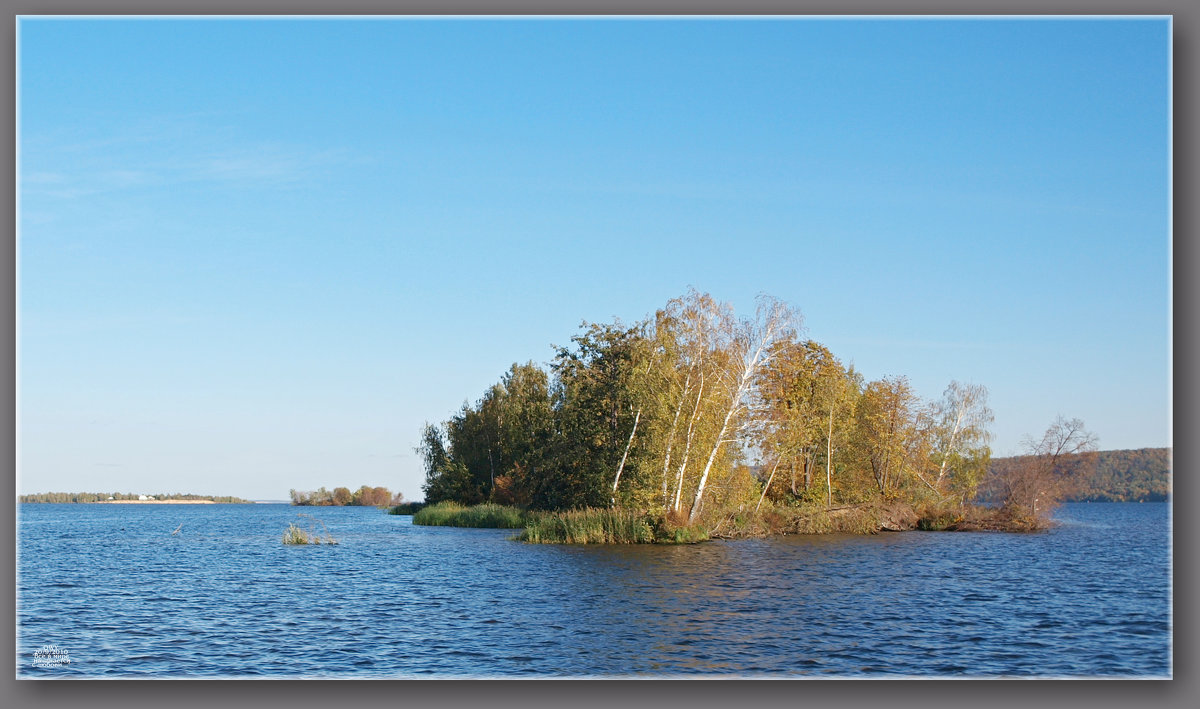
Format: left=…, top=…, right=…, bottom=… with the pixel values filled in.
left=289, top=485, right=404, bottom=507
left=409, top=290, right=1146, bottom=544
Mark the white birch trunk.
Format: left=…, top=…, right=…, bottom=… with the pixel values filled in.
left=610, top=407, right=640, bottom=505
left=826, top=405, right=834, bottom=508
left=661, top=367, right=692, bottom=506
left=672, top=375, right=705, bottom=513
left=687, top=401, right=740, bottom=523
left=687, top=330, right=775, bottom=524
left=756, top=458, right=782, bottom=513
left=936, top=404, right=966, bottom=486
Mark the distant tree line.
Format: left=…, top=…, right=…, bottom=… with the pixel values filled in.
left=289, top=486, right=403, bottom=507
left=986, top=447, right=1170, bottom=503
left=18, top=492, right=253, bottom=503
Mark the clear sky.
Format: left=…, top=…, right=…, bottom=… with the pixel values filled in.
left=17, top=17, right=1170, bottom=501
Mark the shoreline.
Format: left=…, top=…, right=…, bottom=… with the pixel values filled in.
left=409, top=500, right=1052, bottom=542
left=93, top=499, right=217, bottom=504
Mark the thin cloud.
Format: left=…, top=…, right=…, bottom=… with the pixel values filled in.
left=188, top=145, right=350, bottom=186
left=20, top=116, right=357, bottom=200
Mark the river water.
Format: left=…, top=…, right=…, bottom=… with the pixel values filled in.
left=17, top=502, right=1170, bottom=677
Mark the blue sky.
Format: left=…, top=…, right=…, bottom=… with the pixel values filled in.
left=18, top=17, right=1170, bottom=500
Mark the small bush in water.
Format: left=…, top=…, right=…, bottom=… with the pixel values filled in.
left=282, top=523, right=311, bottom=545
left=282, top=515, right=338, bottom=545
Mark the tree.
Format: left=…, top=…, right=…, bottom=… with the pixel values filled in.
left=351, top=485, right=391, bottom=507
left=419, top=422, right=483, bottom=504
left=646, top=302, right=695, bottom=511
left=493, top=362, right=554, bottom=506
left=332, top=487, right=353, bottom=506
left=654, top=291, right=726, bottom=516
left=756, top=339, right=856, bottom=507
left=640, top=291, right=744, bottom=518
left=409, top=289, right=1023, bottom=531
left=991, top=416, right=1098, bottom=526
left=929, top=381, right=993, bottom=502
left=687, top=294, right=799, bottom=523
left=854, top=376, right=933, bottom=498
left=544, top=320, right=652, bottom=510
left=817, top=360, right=859, bottom=507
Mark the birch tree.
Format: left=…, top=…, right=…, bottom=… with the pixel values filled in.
left=652, top=291, right=725, bottom=515
left=650, top=321, right=692, bottom=509
left=687, top=294, right=799, bottom=524
left=929, top=381, right=994, bottom=502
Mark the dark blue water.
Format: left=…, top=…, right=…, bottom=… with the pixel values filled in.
left=17, top=502, right=1170, bottom=677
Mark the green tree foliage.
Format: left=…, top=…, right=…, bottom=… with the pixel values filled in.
left=547, top=321, right=652, bottom=510
left=493, top=363, right=555, bottom=506
left=418, top=363, right=557, bottom=507
left=418, top=422, right=479, bottom=504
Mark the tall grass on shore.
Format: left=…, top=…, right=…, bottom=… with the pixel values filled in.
left=519, top=508, right=708, bottom=544
left=412, top=501, right=525, bottom=528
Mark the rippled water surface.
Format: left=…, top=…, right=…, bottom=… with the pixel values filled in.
left=18, top=502, right=1170, bottom=677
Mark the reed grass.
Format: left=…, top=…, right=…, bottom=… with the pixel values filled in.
left=520, top=508, right=707, bottom=544
left=658, top=521, right=710, bottom=544
left=297, top=513, right=339, bottom=544
left=282, top=514, right=338, bottom=545
left=282, top=522, right=312, bottom=545
left=412, top=501, right=526, bottom=528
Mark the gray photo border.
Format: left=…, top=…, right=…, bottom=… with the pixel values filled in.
left=3, top=1, right=1192, bottom=707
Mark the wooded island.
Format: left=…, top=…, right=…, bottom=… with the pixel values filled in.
left=416, top=290, right=1125, bottom=543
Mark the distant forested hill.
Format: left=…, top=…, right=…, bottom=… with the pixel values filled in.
left=987, top=447, right=1170, bottom=503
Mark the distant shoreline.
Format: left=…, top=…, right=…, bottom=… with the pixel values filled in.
left=94, top=499, right=216, bottom=504
left=20, top=493, right=255, bottom=504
